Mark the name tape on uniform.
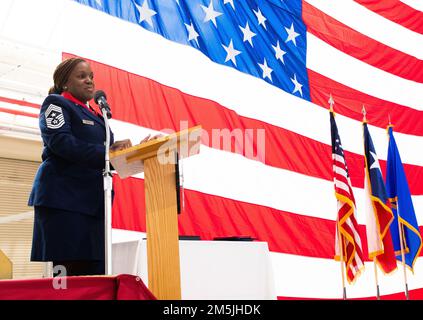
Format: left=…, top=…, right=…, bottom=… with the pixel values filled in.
left=82, top=119, right=95, bottom=126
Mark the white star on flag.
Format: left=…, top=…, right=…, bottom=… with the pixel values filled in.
left=253, top=8, right=267, bottom=30
left=201, top=1, right=223, bottom=27
left=135, top=0, right=157, bottom=27
left=222, top=39, right=242, bottom=66
left=185, top=22, right=200, bottom=46
left=224, top=0, right=235, bottom=10
left=285, top=23, right=300, bottom=46
left=272, top=41, right=286, bottom=64
left=258, top=58, right=273, bottom=81
left=239, top=22, right=256, bottom=47
left=369, top=151, right=381, bottom=170
left=291, top=73, right=303, bottom=96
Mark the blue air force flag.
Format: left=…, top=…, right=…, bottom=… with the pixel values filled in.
left=386, top=126, right=422, bottom=271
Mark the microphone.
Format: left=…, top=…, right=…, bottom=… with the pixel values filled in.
left=94, top=90, right=112, bottom=119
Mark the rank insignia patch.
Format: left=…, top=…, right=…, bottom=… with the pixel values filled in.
left=45, top=104, right=65, bottom=129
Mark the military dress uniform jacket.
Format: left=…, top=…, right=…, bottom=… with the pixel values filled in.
left=28, top=94, right=114, bottom=218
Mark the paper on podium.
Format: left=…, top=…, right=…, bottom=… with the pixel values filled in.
left=110, top=149, right=144, bottom=179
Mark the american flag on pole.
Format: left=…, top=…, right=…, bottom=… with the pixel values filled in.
left=331, top=110, right=364, bottom=284
left=0, top=0, right=422, bottom=298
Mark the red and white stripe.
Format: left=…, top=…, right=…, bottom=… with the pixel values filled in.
left=0, top=0, right=422, bottom=299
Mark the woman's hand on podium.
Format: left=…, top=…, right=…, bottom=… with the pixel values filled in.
left=140, top=133, right=163, bottom=144
left=110, top=139, right=132, bottom=152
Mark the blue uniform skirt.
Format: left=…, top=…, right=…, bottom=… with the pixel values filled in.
left=31, top=206, right=104, bottom=262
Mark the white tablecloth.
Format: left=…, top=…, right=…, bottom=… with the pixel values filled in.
left=112, top=239, right=276, bottom=300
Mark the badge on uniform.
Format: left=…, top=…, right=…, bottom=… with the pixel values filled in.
left=45, top=104, right=65, bottom=129
left=82, top=119, right=94, bottom=125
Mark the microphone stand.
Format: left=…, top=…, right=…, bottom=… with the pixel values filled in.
left=101, top=108, right=113, bottom=275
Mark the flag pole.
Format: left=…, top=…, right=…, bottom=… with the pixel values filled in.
left=396, top=209, right=409, bottom=300
left=337, top=222, right=347, bottom=300
left=330, top=94, right=347, bottom=300
left=361, top=105, right=366, bottom=123
left=362, top=105, right=381, bottom=300
left=388, top=117, right=409, bottom=300
left=373, top=263, right=381, bottom=300
left=329, top=94, right=334, bottom=113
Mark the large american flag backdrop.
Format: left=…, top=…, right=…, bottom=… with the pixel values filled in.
left=1, top=0, right=422, bottom=299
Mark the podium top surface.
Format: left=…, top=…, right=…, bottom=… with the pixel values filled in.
left=109, top=125, right=202, bottom=178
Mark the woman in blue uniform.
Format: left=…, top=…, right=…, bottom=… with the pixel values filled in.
left=29, top=57, right=130, bottom=276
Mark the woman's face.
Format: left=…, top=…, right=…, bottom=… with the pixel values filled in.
left=65, top=61, right=95, bottom=103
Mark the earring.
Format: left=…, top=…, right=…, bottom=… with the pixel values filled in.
left=63, top=86, right=68, bottom=91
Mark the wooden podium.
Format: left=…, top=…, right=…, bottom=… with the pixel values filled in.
left=0, top=250, right=12, bottom=279
left=110, top=126, right=202, bottom=300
